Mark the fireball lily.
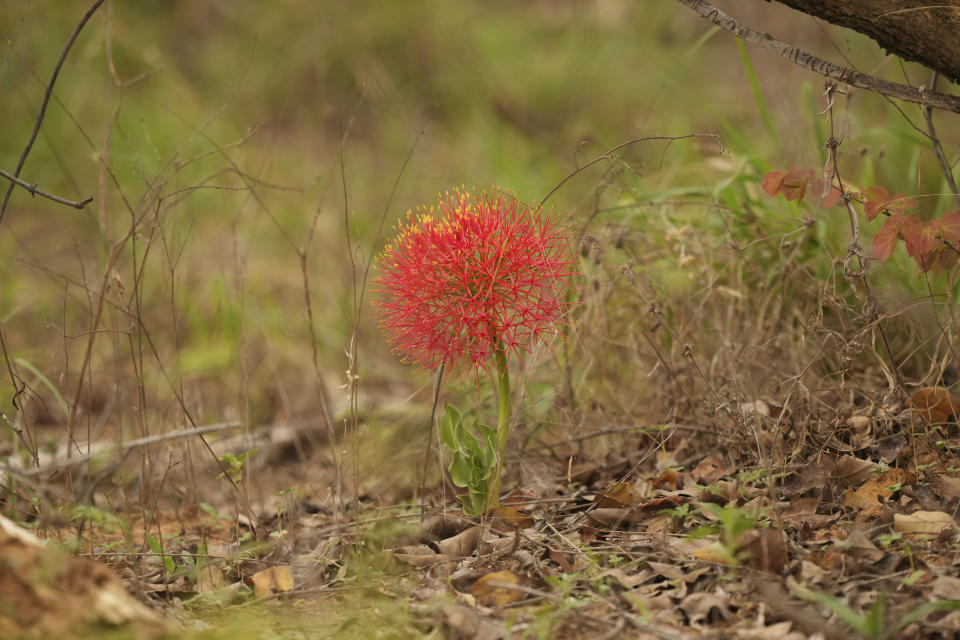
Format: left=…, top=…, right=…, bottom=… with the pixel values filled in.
left=374, top=187, right=577, bottom=512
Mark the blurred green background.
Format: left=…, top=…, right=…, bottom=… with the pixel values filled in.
left=1, top=1, right=958, bottom=459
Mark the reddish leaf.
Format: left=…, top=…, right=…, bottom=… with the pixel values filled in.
left=761, top=170, right=787, bottom=198
left=779, top=167, right=814, bottom=202
left=902, top=214, right=936, bottom=263
left=936, top=209, right=960, bottom=243
left=810, top=176, right=843, bottom=207
left=888, top=193, right=919, bottom=212
left=762, top=166, right=814, bottom=202
left=924, top=244, right=960, bottom=275
left=862, top=185, right=918, bottom=221
left=863, top=186, right=890, bottom=221
left=871, top=214, right=902, bottom=261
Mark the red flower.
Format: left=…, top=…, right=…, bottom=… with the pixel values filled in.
left=373, top=188, right=578, bottom=376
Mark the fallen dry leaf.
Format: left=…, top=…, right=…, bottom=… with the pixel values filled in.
left=196, top=563, right=228, bottom=593
left=637, top=493, right=689, bottom=513
left=549, top=549, right=576, bottom=573
left=436, top=524, right=483, bottom=555
left=744, top=528, right=788, bottom=573
left=599, top=567, right=650, bottom=589
left=806, top=549, right=846, bottom=571
left=646, top=561, right=710, bottom=583
left=594, top=481, right=640, bottom=508
left=442, top=604, right=506, bottom=640
left=250, top=565, right=294, bottom=598
left=471, top=570, right=526, bottom=606
left=651, top=468, right=680, bottom=490
left=931, top=475, right=960, bottom=501
left=781, top=497, right=835, bottom=530
left=894, top=511, right=959, bottom=541
left=843, top=468, right=916, bottom=508
left=737, top=620, right=800, bottom=640
left=819, top=453, right=875, bottom=484
left=854, top=503, right=894, bottom=528
left=679, top=590, right=732, bottom=628
left=692, top=541, right=732, bottom=565
left=911, top=386, right=960, bottom=424
left=586, top=507, right=635, bottom=528
left=692, top=454, right=734, bottom=484
left=834, top=529, right=884, bottom=563
left=489, top=505, right=534, bottom=531
left=932, top=575, right=960, bottom=600
left=799, top=560, right=830, bottom=585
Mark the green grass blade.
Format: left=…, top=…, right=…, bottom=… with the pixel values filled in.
left=686, top=25, right=720, bottom=58
left=735, top=38, right=778, bottom=147
left=15, top=357, right=68, bottom=418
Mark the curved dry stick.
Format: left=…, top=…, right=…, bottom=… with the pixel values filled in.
left=0, top=0, right=105, bottom=226
left=539, top=133, right=720, bottom=207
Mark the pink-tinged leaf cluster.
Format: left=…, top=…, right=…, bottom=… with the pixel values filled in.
left=761, top=165, right=960, bottom=275
left=373, top=188, right=578, bottom=377
left=762, top=165, right=841, bottom=206
left=861, top=185, right=918, bottom=221
left=872, top=209, right=960, bottom=274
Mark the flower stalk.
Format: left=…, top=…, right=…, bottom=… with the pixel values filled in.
left=489, top=343, right=511, bottom=511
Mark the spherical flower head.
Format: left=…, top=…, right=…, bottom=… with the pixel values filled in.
left=373, top=188, right=578, bottom=377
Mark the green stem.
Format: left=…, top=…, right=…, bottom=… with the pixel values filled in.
left=487, top=344, right=511, bottom=511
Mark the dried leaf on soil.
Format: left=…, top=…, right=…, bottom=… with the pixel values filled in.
left=893, top=511, right=960, bottom=541
left=692, top=455, right=734, bottom=484
left=910, top=386, right=960, bottom=424
left=594, top=481, right=640, bottom=508
left=843, top=468, right=916, bottom=508
left=470, top=570, right=526, bottom=606
left=489, top=505, right=534, bottom=530
left=743, top=528, right=788, bottom=573
left=250, top=565, right=294, bottom=598
left=436, top=524, right=483, bottom=555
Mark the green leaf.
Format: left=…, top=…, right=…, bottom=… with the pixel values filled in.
left=440, top=404, right=498, bottom=516
left=441, top=404, right=463, bottom=451
left=448, top=454, right=474, bottom=487
left=147, top=533, right=177, bottom=574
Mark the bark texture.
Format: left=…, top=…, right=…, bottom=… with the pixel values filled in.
left=771, top=0, right=960, bottom=84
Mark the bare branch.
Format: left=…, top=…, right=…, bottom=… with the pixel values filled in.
left=0, top=0, right=105, bottom=226
left=0, top=167, right=93, bottom=209
left=0, top=421, right=244, bottom=478
left=674, top=0, right=960, bottom=115
left=0, top=408, right=38, bottom=467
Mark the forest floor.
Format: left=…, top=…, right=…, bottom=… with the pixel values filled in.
left=5, top=377, right=960, bottom=639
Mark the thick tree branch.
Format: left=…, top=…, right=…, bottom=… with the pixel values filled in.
left=770, top=0, right=960, bottom=85
left=675, top=0, right=960, bottom=115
